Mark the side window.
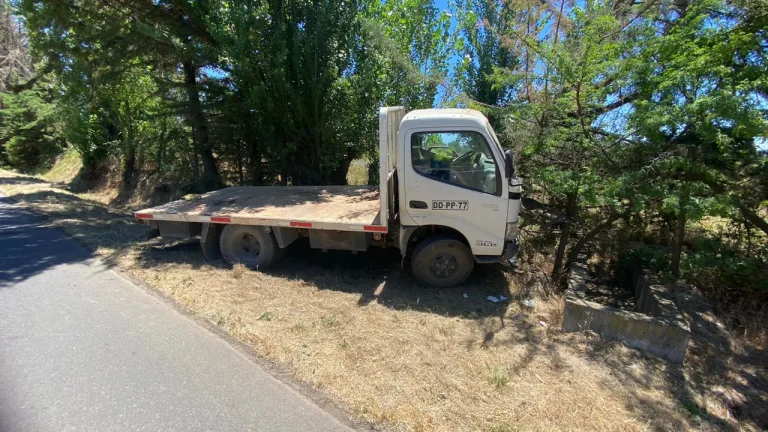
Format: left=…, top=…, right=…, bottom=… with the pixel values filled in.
left=411, top=131, right=498, bottom=195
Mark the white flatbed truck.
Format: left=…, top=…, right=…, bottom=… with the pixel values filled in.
left=135, top=107, right=522, bottom=287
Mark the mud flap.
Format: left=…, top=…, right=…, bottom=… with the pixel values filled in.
left=501, top=240, right=519, bottom=262
left=200, top=223, right=222, bottom=261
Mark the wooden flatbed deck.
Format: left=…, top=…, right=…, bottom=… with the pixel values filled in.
left=135, top=186, right=384, bottom=231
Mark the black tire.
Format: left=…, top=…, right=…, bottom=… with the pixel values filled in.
left=411, top=235, right=474, bottom=288
left=219, top=225, right=279, bottom=270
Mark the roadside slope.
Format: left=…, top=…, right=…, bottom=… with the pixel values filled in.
left=1, top=168, right=754, bottom=431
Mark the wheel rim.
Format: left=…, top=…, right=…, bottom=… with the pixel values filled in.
left=235, top=233, right=261, bottom=262
left=429, top=253, right=459, bottom=278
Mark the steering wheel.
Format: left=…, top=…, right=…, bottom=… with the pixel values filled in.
left=452, top=150, right=479, bottom=165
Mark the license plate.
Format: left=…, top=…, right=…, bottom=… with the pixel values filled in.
left=432, top=200, right=468, bottom=210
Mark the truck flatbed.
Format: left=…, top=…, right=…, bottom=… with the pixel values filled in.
left=135, top=186, right=385, bottom=232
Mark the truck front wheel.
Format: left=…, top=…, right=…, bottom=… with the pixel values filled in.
left=219, top=225, right=279, bottom=270
left=411, top=235, right=474, bottom=288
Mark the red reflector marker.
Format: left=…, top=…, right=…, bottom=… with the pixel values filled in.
left=290, top=221, right=312, bottom=228
left=136, top=213, right=153, bottom=219
left=211, top=216, right=231, bottom=223
left=364, top=225, right=387, bottom=232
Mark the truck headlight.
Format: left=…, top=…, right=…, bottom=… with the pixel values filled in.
left=505, top=222, right=519, bottom=241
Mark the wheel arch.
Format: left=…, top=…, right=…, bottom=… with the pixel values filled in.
left=400, top=224, right=471, bottom=258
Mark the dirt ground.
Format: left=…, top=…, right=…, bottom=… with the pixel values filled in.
left=1, top=168, right=766, bottom=431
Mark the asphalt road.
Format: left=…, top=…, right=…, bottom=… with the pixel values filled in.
left=0, top=196, right=353, bottom=432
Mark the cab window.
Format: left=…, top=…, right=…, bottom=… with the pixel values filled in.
left=411, top=131, right=498, bottom=195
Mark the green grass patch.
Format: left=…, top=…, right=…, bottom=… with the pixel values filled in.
left=486, top=365, right=510, bottom=389
left=42, top=149, right=82, bottom=184
left=346, top=158, right=369, bottom=185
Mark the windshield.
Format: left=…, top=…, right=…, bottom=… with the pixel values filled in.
left=411, top=131, right=499, bottom=195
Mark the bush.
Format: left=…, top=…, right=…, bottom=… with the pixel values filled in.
left=0, top=78, right=65, bottom=171
left=682, top=237, right=768, bottom=296
left=5, top=132, right=62, bottom=170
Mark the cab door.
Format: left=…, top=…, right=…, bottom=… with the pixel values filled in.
left=402, top=128, right=508, bottom=256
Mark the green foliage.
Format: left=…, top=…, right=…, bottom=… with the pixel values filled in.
left=14, top=0, right=452, bottom=187
left=453, top=0, right=518, bottom=113
left=618, top=232, right=768, bottom=301
left=682, top=237, right=768, bottom=294
left=218, top=0, right=368, bottom=184
left=0, top=71, right=64, bottom=170
left=467, top=0, right=768, bottom=290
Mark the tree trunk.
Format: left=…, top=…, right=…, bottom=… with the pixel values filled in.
left=192, top=150, right=200, bottom=181
left=329, top=157, right=353, bottom=185
left=703, top=177, right=768, bottom=237
left=235, top=143, right=244, bottom=186
left=248, top=143, right=262, bottom=185
left=155, top=121, right=168, bottom=170
left=733, top=199, right=768, bottom=238
left=563, top=210, right=627, bottom=276
left=670, top=197, right=687, bottom=279
left=552, top=192, right=577, bottom=285
left=182, top=60, right=221, bottom=191
left=367, top=156, right=379, bottom=186
left=122, top=141, right=137, bottom=190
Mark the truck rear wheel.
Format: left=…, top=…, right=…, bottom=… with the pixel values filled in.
left=411, top=235, right=474, bottom=288
left=219, top=225, right=279, bottom=270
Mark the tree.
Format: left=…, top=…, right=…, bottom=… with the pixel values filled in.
left=453, top=0, right=519, bottom=126
left=211, top=0, right=453, bottom=186
left=359, top=0, right=453, bottom=183
left=19, top=0, right=223, bottom=189
left=0, top=0, right=63, bottom=169
left=627, top=0, right=768, bottom=272
left=0, top=69, right=63, bottom=169
left=493, top=0, right=648, bottom=284
left=0, top=0, right=32, bottom=93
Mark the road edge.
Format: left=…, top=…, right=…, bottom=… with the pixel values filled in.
left=0, top=189, right=374, bottom=432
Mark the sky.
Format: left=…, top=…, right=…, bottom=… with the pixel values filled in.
left=434, top=0, right=459, bottom=106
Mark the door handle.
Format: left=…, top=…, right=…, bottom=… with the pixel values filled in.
left=409, top=200, right=428, bottom=209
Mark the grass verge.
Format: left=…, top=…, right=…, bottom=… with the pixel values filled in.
left=1, top=167, right=766, bottom=431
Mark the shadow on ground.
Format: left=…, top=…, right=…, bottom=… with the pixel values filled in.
left=138, top=236, right=523, bottom=320
left=0, top=197, right=95, bottom=288
left=0, top=175, right=49, bottom=186
left=0, top=171, right=523, bottom=320
left=572, top=285, right=768, bottom=430
left=0, top=177, right=146, bottom=287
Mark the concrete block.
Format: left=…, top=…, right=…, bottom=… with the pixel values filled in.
left=564, top=296, right=690, bottom=363
left=563, top=263, right=690, bottom=363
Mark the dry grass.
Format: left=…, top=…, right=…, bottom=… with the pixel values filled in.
left=2, top=166, right=766, bottom=432
left=346, top=158, right=370, bottom=186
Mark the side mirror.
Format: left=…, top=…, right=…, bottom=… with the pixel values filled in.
left=504, top=149, right=516, bottom=179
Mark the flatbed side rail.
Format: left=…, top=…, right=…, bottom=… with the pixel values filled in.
left=134, top=211, right=388, bottom=234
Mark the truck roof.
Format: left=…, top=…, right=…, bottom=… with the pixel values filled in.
left=404, top=108, right=486, bottom=119
left=401, top=108, right=490, bottom=128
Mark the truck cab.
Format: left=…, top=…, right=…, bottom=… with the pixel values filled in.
left=380, top=107, right=522, bottom=287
